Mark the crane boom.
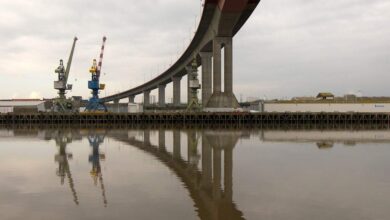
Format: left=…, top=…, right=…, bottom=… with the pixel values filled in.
left=64, top=37, right=78, bottom=83
left=96, top=36, right=107, bottom=77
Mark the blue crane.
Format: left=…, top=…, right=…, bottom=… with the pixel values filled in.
left=85, top=37, right=108, bottom=112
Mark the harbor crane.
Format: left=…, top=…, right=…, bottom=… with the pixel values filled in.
left=53, top=37, right=79, bottom=112
left=85, top=37, right=108, bottom=112
left=187, top=58, right=201, bottom=111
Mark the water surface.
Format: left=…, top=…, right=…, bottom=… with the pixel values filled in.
left=0, top=128, right=389, bottom=220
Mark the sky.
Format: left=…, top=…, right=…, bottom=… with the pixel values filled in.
left=0, top=0, right=389, bottom=102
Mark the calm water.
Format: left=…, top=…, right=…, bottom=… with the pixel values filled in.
left=0, top=128, right=389, bottom=220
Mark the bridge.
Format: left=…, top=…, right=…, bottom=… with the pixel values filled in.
left=101, top=0, right=261, bottom=110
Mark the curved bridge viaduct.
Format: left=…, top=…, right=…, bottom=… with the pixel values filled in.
left=101, top=0, right=261, bottom=110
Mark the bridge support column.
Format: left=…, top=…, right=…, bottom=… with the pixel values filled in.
left=158, top=84, right=166, bottom=107
left=224, top=37, right=233, bottom=94
left=172, top=77, right=181, bottom=106
left=186, top=66, right=192, bottom=104
left=143, top=90, right=150, bottom=106
left=173, top=130, right=181, bottom=160
left=113, top=100, right=119, bottom=113
left=128, top=95, right=135, bottom=103
left=205, top=37, right=239, bottom=110
left=200, top=52, right=212, bottom=105
left=213, top=38, right=222, bottom=93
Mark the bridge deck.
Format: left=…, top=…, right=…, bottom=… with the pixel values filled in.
left=1, top=113, right=390, bottom=126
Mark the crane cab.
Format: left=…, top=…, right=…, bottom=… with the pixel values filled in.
left=89, top=59, right=97, bottom=74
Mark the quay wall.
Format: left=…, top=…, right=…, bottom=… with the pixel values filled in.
left=0, top=112, right=389, bottom=126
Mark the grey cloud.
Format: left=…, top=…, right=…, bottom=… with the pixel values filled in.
left=0, top=0, right=389, bottom=100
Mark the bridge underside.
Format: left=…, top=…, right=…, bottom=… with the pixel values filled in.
left=101, top=0, right=261, bottom=111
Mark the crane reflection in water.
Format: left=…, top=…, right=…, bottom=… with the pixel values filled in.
left=4, top=126, right=388, bottom=220
left=88, top=131, right=108, bottom=207
left=53, top=130, right=79, bottom=205
left=52, top=129, right=108, bottom=207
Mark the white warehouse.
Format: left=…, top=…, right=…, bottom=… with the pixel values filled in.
left=259, top=93, right=390, bottom=113
left=263, top=102, right=390, bottom=113
left=0, top=99, right=52, bottom=114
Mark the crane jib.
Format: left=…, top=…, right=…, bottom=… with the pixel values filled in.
left=96, top=36, right=107, bottom=77
left=64, top=37, right=78, bottom=82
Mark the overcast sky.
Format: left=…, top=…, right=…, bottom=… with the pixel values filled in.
left=0, top=0, right=389, bottom=102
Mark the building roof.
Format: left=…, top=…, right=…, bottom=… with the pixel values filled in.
left=0, top=100, right=46, bottom=107
left=317, top=92, right=335, bottom=98
left=266, top=96, right=390, bottom=104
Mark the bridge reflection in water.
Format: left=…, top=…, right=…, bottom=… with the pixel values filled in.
left=112, top=129, right=244, bottom=220
left=44, top=128, right=244, bottom=219
left=2, top=127, right=390, bottom=219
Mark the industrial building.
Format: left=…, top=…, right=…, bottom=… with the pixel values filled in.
left=245, top=93, right=390, bottom=113
left=0, top=99, right=52, bottom=114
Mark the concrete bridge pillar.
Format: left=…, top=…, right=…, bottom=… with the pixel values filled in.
left=143, top=90, right=150, bottom=106
left=205, top=37, right=239, bottom=109
left=199, top=52, right=212, bottom=105
left=158, top=84, right=166, bottom=107
left=173, top=130, right=181, bottom=160
left=213, top=38, right=222, bottom=93
left=172, top=76, right=181, bottom=106
left=224, top=37, right=233, bottom=94
left=185, top=66, right=192, bottom=104
left=128, top=95, right=135, bottom=103
left=113, top=100, right=119, bottom=113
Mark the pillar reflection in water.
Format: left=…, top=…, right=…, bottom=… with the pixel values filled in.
left=202, top=131, right=241, bottom=219
left=173, top=130, right=181, bottom=159
left=144, top=129, right=151, bottom=146
left=187, top=130, right=200, bottom=168
left=158, top=129, right=166, bottom=152
left=150, top=129, right=243, bottom=220
left=201, top=133, right=213, bottom=192
left=48, top=128, right=245, bottom=219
